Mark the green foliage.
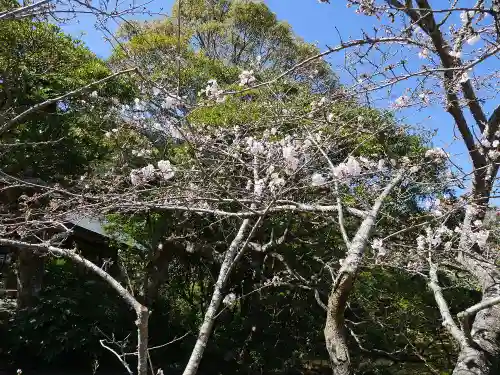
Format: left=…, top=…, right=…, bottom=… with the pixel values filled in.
left=349, top=268, right=480, bottom=374
left=5, top=260, right=134, bottom=367
left=0, top=11, right=134, bottom=180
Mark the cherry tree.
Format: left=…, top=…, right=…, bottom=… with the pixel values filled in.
left=83, top=65, right=445, bottom=373
left=2, top=1, right=490, bottom=374
left=308, top=1, right=500, bottom=374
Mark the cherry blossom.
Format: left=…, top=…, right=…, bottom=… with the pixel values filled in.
left=488, top=150, right=500, bottom=160
left=425, top=148, right=448, bottom=163
left=475, top=230, right=490, bottom=249
left=254, top=179, right=264, bottom=197
left=203, top=79, right=225, bottom=102
left=282, top=144, right=299, bottom=172
left=371, top=238, right=386, bottom=257
left=157, top=160, right=175, bottom=180
left=418, top=48, right=430, bottom=59
left=162, top=95, right=181, bottom=109
left=392, top=95, right=410, bottom=109
left=311, top=172, right=326, bottom=187
left=269, top=173, right=285, bottom=193
left=459, top=71, right=470, bottom=83
left=333, top=156, right=362, bottom=179
left=460, top=10, right=476, bottom=24
left=238, top=70, right=256, bottom=86
left=222, top=293, right=237, bottom=306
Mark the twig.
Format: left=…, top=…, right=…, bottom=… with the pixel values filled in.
left=100, top=339, right=133, bottom=375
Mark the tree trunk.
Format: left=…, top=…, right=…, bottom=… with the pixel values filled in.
left=324, top=282, right=352, bottom=375
left=452, top=203, right=500, bottom=375
left=324, top=172, right=404, bottom=375
left=452, top=271, right=500, bottom=375
left=182, top=218, right=252, bottom=375
left=16, top=249, right=44, bottom=310
left=136, top=306, right=150, bottom=375
left=452, top=300, right=500, bottom=375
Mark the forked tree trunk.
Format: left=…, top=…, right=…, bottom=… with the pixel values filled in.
left=452, top=201, right=500, bottom=375
left=453, top=296, right=500, bottom=375
left=453, top=250, right=500, bottom=373
left=324, top=172, right=404, bottom=375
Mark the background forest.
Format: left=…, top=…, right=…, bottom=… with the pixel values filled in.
left=0, top=1, right=499, bottom=375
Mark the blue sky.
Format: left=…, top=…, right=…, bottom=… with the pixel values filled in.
left=60, top=0, right=497, bottom=190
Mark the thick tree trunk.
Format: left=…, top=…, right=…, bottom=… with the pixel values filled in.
left=136, top=306, right=150, bottom=375
left=453, top=312, right=500, bottom=375
left=452, top=269, right=500, bottom=375
left=452, top=295, right=500, bottom=375
left=16, top=249, right=44, bottom=310
left=324, top=284, right=352, bottom=375
left=452, top=202, right=500, bottom=375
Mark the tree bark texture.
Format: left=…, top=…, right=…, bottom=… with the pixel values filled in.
left=182, top=218, right=252, bottom=375
left=16, top=248, right=44, bottom=310
left=324, top=172, right=404, bottom=375
left=136, top=306, right=150, bottom=375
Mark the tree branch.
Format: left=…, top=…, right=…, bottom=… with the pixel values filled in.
left=0, top=0, right=53, bottom=20
left=427, top=257, right=467, bottom=347
left=457, top=295, right=500, bottom=343
left=0, top=67, right=138, bottom=135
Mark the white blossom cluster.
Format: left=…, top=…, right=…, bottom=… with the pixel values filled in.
left=418, top=48, right=430, bottom=59
left=132, top=148, right=152, bottom=158
left=157, top=159, right=175, bottom=180
left=332, top=156, right=362, bottom=179
left=453, top=224, right=490, bottom=250
left=239, top=70, right=256, bottom=86
left=264, top=275, right=283, bottom=287
left=460, top=10, right=476, bottom=24
left=202, top=79, right=226, bottom=102
left=424, top=148, right=448, bottom=164
left=222, top=292, right=237, bottom=307
left=130, top=160, right=176, bottom=186
left=268, top=173, right=286, bottom=193
left=416, top=221, right=490, bottom=255
left=416, top=225, right=454, bottom=253
left=311, top=172, right=326, bottom=187
left=308, top=96, right=327, bottom=117
left=371, top=238, right=386, bottom=257
left=171, top=123, right=397, bottom=205
left=424, top=198, right=444, bottom=217
left=345, top=0, right=377, bottom=16
left=392, top=95, right=410, bottom=109
left=162, top=95, right=182, bottom=110
left=104, top=128, right=119, bottom=138
left=478, top=125, right=500, bottom=160
left=130, top=164, right=155, bottom=186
